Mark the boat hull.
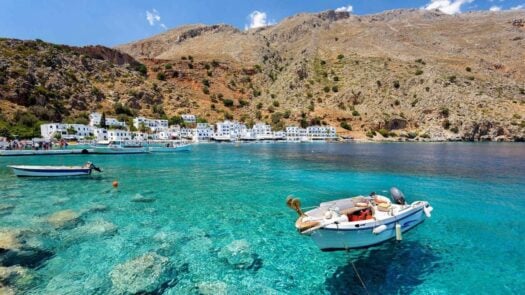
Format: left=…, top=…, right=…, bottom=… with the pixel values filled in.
left=311, top=207, right=426, bottom=251
left=149, top=144, right=192, bottom=152
left=93, top=147, right=148, bottom=154
left=9, top=166, right=92, bottom=177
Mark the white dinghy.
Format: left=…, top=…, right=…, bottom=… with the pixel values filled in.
left=288, top=188, right=433, bottom=251
left=8, top=162, right=102, bottom=177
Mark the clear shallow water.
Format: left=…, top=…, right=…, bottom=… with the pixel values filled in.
left=0, top=143, right=524, bottom=294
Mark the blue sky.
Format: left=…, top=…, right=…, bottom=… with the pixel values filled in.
left=0, top=0, right=523, bottom=47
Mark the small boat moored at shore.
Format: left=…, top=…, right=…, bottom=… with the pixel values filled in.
left=92, top=141, right=149, bottom=154
left=148, top=141, right=192, bottom=152
left=8, top=162, right=102, bottom=177
left=288, top=187, right=433, bottom=251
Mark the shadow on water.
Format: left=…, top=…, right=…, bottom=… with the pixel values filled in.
left=325, top=240, right=441, bottom=295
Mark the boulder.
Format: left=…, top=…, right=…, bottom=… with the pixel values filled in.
left=110, top=252, right=175, bottom=294
left=47, top=210, right=81, bottom=229
left=218, top=239, right=255, bottom=269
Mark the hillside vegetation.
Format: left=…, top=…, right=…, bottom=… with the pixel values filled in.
left=1, top=9, right=525, bottom=140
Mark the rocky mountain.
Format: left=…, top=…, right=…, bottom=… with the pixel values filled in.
left=1, top=9, right=525, bottom=141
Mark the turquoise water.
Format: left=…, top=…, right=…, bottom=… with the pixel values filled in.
left=0, top=143, right=524, bottom=294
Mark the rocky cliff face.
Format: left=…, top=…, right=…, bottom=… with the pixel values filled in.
left=1, top=9, right=525, bottom=141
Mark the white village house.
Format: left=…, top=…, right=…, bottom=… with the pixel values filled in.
left=40, top=123, right=93, bottom=140
left=89, top=112, right=126, bottom=128
left=133, top=116, right=169, bottom=132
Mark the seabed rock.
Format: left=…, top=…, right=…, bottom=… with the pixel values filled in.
left=109, top=252, right=175, bottom=294
left=197, top=280, right=228, bottom=295
left=47, top=210, right=81, bottom=229
left=131, top=194, right=156, bottom=203
left=0, top=204, right=15, bottom=215
left=0, top=229, right=53, bottom=268
left=218, top=239, right=256, bottom=269
left=73, top=220, right=118, bottom=238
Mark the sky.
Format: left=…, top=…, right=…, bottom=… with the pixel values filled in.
left=0, top=0, right=523, bottom=47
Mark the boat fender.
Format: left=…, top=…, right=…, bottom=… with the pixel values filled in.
left=372, top=224, right=387, bottom=235
left=423, top=205, right=433, bottom=218
left=395, top=223, right=402, bottom=241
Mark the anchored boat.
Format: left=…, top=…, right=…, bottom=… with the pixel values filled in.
left=288, top=187, right=433, bottom=251
left=8, top=162, right=102, bottom=177
left=93, top=141, right=149, bottom=154
left=148, top=141, right=192, bottom=153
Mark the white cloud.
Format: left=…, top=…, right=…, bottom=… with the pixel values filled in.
left=489, top=6, right=502, bottom=11
left=511, top=4, right=524, bottom=10
left=424, top=0, right=474, bottom=14
left=146, top=9, right=161, bottom=26
left=245, top=10, right=275, bottom=30
left=146, top=9, right=167, bottom=30
left=335, top=5, right=353, bottom=13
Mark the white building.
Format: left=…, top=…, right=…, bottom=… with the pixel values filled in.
left=180, top=127, right=194, bottom=139
left=195, top=123, right=214, bottom=140
left=252, top=123, right=273, bottom=140
left=40, top=123, right=93, bottom=140
left=215, top=121, right=247, bottom=139
left=89, top=112, right=126, bottom=128
left=107, top=130, right=132, bottom=141
left=92, top=127, right=108, bottom=141
left=133, top=116, right=169, bottom=132
left=285, top=126, right=308, bottom=141
left=182, top=114, right=197, bottom=124
left=306, top=126, right=337, bottom=140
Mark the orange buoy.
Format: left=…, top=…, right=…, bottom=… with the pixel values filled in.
left=112, top=180, right=119, bottom=188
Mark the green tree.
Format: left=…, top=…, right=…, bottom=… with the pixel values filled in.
left=169, top=115, right=184, bottom=126
left=100, top=112, right=107, bottom=128
left=340, top=121, right=352, bottom=130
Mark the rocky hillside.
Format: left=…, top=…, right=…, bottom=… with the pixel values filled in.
left=1, top=9, right=525, bottom=141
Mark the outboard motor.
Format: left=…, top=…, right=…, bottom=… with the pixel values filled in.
left=390, top=187, right=406, bottom=205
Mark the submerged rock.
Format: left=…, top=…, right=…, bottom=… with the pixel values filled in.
left=109, top=252, right=175, bottom=294
left=0, top=265, right=27, bottom=283
left=65, top=219, right=118, bottom=242
left=0, top=286, right=15, bottom=295
left=47, top=210, right=81, bottom=229
left=74, top=220, right=118, bottom=237
left=0, top=265, right=34, bottom=290
left=131, top=194, right=156, bottom=203
left=218, top=239, right=255, bottom=269
left=0, top=230, right=21, bottom=250
left=87, top=204, right=109, bottom=213
left=0, top=229, right=53, bottom=268
left=197, top=280, right=228, bottom=295
left=0, top=204, right=15, bottom=215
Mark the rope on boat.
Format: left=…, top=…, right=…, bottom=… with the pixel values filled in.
left=351, top=260, right=369, bottom=295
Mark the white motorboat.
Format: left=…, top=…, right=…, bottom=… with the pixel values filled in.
left=93, top=141, right=149, bottom=154
left=8, top=162, right=102, bottom=177
left=289, top=187, right=433, bottom=251
left=149, top=141, right=192, bottom=152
